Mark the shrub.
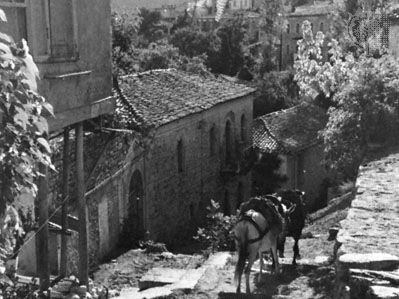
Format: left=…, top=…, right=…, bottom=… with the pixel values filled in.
left=194, top=200, right=237, bottom=254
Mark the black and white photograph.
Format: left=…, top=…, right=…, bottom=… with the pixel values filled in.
left=0, top=0, right=398, bottom=298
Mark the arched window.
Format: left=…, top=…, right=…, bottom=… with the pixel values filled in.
left=240, top=114, right=247, bottom=143
left=296, top=23, right=300, bottom=34
left=177, top=139, right=184, bottom=173
left=320, top=22, right=324, bottom=32
left=287, top=23, right=290, bottom=34
left=225, top=120, right=232, bottom=164
left=209, top=125, right=216, bottom=156
left=286, top=44, right=290, bottom=55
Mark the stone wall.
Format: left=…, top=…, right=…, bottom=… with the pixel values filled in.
left=144, top=96, right=253, bottom=243
left=334, top=153, right=399, bottom=299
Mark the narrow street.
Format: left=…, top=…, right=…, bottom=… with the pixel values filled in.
left=93, top=195, right=350, bottom=299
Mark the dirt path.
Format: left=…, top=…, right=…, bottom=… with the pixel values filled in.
left=169, top=204, right=350, bottom=299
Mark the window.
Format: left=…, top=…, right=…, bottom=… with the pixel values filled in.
left=286, top=44, right=290, bottom=55
left=240, top=114, right=247, bottom=143
left=46, top=0, right=78, bottom=60
left=225, top=120, right=233, bottom=164
left=296, top=23, right=300, bottom=34
left=25, top=0, right=78, bottom=61
left=177, top=139, right=184, bottom=173
left=320, top=22, right=324, bottom=32
left=0, top=0, right=28, bottom=43
left=286, top=24, right=290, bottom=34
left=209, top=125, right=216, bottom=157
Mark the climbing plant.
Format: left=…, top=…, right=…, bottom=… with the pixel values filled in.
left=0, top=10, right=54, bottom=217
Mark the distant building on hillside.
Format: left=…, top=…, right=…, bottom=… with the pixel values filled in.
left=112, top=0, right=189, bottom=11
left=280, top=1, right=336, bottom=70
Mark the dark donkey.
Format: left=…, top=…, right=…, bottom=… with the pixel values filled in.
left=276, top=189, right=306, bottom=266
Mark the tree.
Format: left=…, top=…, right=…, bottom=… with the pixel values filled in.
left=254, top=71, right=299, bottom=117
left=170, top=27, right=220, bottom=58
left=294, top=21, right=355, bottom=105
left=294, top=20, right=399, bottom=180
left=112, top=11, right=142, bottom=53
left=208, top=15, right=250, bottom=76
left=138, top=8, right=163, bottom=44
left=0, top=9, right=54, bottom=273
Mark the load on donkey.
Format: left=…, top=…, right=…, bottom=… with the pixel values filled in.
left=233, top=191, right=306, bottom=294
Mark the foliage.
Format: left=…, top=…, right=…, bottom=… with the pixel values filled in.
left=111, top=11, right=142, bottom=53
left=254, top=71, right=299, bottom=117
left=252, top=153, right=288, bottom=196
left=194, top=200, right=237, bottom=254
left=138, top=8, right=163, bottom=44
left=170, top=27, right=220, bottom=58
left=322, top=55, right=399, bottom=179
left=294, top=21, right=356, bottom=103
left=0, top=12, right=54, bottom=216
left=208, top=16, right=251, bottom=76
left=294, top=19, right=399, bottom=180
left=113, top=42, right=210, bottom=76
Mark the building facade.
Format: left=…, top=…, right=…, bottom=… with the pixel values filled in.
left=280, top=2, right=334, bottom=70
left=252, top=103, right=328, bottom=210
left=83, top=69, right=256, bottom=264
left=0, top=0, right=115, bottom=285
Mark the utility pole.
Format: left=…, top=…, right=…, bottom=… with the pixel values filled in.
left=37, top=163, right=50, bottom=291
left=76, top=122, right=88, bottom=285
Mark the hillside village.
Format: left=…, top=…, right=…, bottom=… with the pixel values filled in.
left=1, top=0, right=399, bottom=298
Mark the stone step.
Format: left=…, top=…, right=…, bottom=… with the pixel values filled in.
left=138, top=267, right=186, bottom=290
left=121, top=252, right=233, bottom=299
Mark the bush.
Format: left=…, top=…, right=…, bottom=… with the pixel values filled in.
left=194, top=200, right=237, bottom=254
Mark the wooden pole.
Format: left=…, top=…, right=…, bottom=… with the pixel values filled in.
left=76, top=122, right=88, bottom=285
left=37, top=163, right=50, bottom=291
left=60, top=128, right=70, bottom=277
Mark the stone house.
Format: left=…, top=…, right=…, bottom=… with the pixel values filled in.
left=83, top=69, right=256, bottom=263
left=252, top=103, right=328, bottom=210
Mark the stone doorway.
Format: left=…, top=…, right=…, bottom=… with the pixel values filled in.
left=128, top=170, right=145, bottom=240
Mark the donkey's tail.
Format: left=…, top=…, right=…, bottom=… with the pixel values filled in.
left=234, top=222, right=248, bottom=288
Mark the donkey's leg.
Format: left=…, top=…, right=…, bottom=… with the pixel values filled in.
left=271, top=239, right=280, bottom=275
left=271, top=248, right=275, bottom=270
left=277, top=235, right=286, bottom=258
left=293, top=237, right=300, bottom=266
left=245, top=245, right=258, bottom=294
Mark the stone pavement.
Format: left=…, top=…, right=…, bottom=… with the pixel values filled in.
left=118, top=252, right=232, bottom=299
left=335, top=153, right=399, bottom=298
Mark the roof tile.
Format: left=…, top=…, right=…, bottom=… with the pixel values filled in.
left=116, top=69, right=256, bottom=128
left=253, top=103, right=327, bottom=154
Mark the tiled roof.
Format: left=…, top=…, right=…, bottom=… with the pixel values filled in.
left=116, top=69, right=257, bottom=128
left=289, top=3, right=336, bottom=16
left=253, top=103, right=327, bottom=154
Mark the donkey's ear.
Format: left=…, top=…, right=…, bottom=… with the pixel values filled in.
left=287, top=204, right=296, bottom=214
